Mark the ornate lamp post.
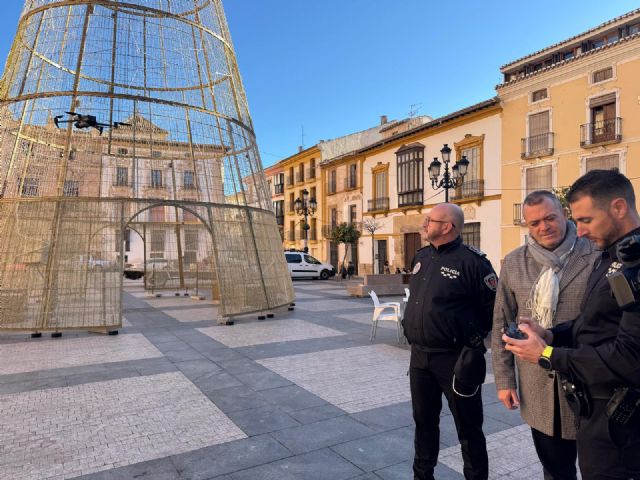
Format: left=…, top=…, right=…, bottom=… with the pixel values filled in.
left=428, top=144, right=470, bottom=202
left=294, top=188, right=317, bottom=253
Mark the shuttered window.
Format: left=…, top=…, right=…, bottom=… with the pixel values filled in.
left=529, top=111, right=550, bottom=136
left=525, top=165, right=553, bottom=194
left=585, top=154, right=619, bottom=172
left=592, top=67, right=613, bottom=83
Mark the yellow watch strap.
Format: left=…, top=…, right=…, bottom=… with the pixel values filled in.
left=542, top=345, right=554, bottom=359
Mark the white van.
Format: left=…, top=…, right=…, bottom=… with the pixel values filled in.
left=284, top=252, right=335, bottom=280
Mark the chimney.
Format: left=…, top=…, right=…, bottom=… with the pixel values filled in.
left=380, top=115, right=388, bottom=125
left=298, top=146, right=303, bottom=152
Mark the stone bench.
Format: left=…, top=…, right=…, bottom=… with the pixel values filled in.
left=346, top=274, right=409, bottom=297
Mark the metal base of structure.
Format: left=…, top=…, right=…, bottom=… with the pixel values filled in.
left=288, top=307, right=294, bottom=311
left=258, top=315, right=266, bottom=320
left=267, top=313, right=274, bottom=318
left=31, top=332, right=41, bottom=338
left=51, top=332, right=62, bottom=338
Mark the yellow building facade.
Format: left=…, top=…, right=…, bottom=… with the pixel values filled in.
left=358, top=100, right=503, bottom=274
left=498, top=9, right=640, bottom=256
left=280, top=146, right=322, bottom=258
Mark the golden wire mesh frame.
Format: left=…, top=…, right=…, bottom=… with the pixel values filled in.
left=0, top=0, right=294, bottom=330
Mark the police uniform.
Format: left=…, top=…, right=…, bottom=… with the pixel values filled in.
left=546, top=227, right=640, bottom=479
left=403, top=236, right=497, bottom=480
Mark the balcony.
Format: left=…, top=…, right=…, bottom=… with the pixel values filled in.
left=368, top=197, right=389, bottom=212
left=513, top=203, right=524, bottom=225
left=274, top=184, right=284, bottom=194
left=295, top=171, right=305, bottom=184
left=450, top=179, right=485, bottom=202
left=307, top=167, right=316, bottom=179
left=580, top=118, right=622, bottom=147
left=521, top=133, right=554, bottom=159
left=344, top=176, right=357, bottom=191
left=276, top=215, right=284, bottom=226
left=286, top=175, right=294, bottom=186
left=398, top=190, right=423, bottom=208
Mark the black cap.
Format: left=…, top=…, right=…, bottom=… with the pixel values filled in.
left=453, top=346, right=486, bottom=397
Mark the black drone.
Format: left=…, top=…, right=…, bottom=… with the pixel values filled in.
left=54, top=112, right=130, bottom=135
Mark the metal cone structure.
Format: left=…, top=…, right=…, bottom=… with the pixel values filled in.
left=0, top=0, right=294, bottom=331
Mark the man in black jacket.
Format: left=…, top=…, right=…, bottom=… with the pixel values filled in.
left=504, top=169, right=640, bottom=479
left=403, top=203, right=497, bottom=480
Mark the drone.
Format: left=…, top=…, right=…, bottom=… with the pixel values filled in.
left=54, top=112, right=130, bottom=135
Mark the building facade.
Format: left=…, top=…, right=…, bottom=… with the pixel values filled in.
left=498, top=9, right=640, bottom=255
left=358, top=100, right=502, bottom=274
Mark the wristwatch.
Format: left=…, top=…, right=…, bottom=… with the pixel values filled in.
left=538, top=345, right=554, bottom=370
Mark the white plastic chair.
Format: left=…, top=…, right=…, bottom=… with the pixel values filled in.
left=368, top=290, right=402, bottom=342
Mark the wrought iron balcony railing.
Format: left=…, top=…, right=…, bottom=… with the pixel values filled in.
left=276, top=215, right=284, bottom=226
left=327, top=179, right=337, bottom=195
left=513, top=203, right=524, bottom=225
left=580, top=118, right=622, bottom=147
left=450, top=179, right=485, bottom=202
left=307, top=167, right=316, bottom=179
left=295, top=171, right=305, bottom=183
left=344, top=176, right=357, bottom=190
left=274, top=184, right=284, bottom=194
left=521, top=132, right=554, bottom=159
left=368, top=197, right=389, bottom=212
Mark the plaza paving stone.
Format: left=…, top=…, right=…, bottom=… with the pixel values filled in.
left=0, top=279, right=553, bottom=479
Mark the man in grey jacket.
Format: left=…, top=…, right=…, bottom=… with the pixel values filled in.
left=491, top=190, right=598, bottom=479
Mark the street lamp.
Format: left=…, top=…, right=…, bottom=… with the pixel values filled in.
left=428, top=144, right=470, bottom=202
left=294, top=188, right=317, bottom=253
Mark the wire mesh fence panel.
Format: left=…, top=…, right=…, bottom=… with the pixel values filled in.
left=0, top=0, right=293, bottom=331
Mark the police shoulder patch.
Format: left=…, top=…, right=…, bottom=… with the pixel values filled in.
left=412, top=261, right=422, bottom=275
left=484, top=273, right=498, bottom=291
left=464, top=244, right=487, bottom=257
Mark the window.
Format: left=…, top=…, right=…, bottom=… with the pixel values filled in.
left=525, top=164, right=553, bottom=194
left=151, top=169, right=163, bottom=188
left=585, top=154, right=619, bottom=172
left=183, top=170, right=195, bottom=189
left=274, top=200, right=284, bottom=218
left=20, top=177, right=38, bottom=197
left=183, top=229, right=198, bottom=264
left=461, top=222, right=481, bottom=250
left=310, top=186, right=316, bottom=200
left=150, top=230, right=165, bottom=257
left=285, top=253, right=302, bottom=264
left=274, top=173, right=284, bottom=194
left=525, top=110, right=552, bottom=156
left=588, top=93, right=617, bottom=144
left=310, top=218, right=317, bottom=240
left=117, top=148, right=128, bottom=155
left=309, top=158, right=316, bottom=178
left=115, top=166, right=128, bottom=186
left=455, top=145, right=483, bottom=199
left=531, top=88, right=548, bottom=102
left=592, top=67, right=613, bottom=83
left=630, top=23, right=640, bottom=35
left=330, top=208, right=337, bottom=229
left=348, top=163, right=357, bottom=189
left=374, top=170, right=388, bottom=199
left=328, top=170, right=337, bottom=194
left=349, top=205, right=357, bottom=225
left=396, top=144, right=424, bottom=207
left=289, top=192, right=295, bottom=212
left=63, top=180, right=79, bottom=197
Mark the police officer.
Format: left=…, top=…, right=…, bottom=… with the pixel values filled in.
left=504, top=169, right=640, bottom=479
left=403, top=203, right=497, bottom=480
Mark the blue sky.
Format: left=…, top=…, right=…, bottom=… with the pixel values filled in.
left=0, top=2, right=637, bottom=167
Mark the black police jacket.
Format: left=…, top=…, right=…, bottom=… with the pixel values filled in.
left=550, top=226, right=640, bottom=390
left=403, top=237, right=497, bottom=352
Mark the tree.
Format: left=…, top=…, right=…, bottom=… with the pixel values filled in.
left=362, top=218, right=382, bottom=275
left=329, top=222, right=361, bottom=280
left=553, top=186, right=572, bottom=221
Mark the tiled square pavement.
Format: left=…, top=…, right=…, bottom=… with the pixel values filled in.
left=0, top=280, right=547, bottom=480
left=257, top=344, right=411, bottom=413
left=197, top=319, right=344, bottom=347
left=164, top=307, right=218, bottom=323
left=0, top=334, right=162, bottom=375
left=0, top=372, right=245, bottom=480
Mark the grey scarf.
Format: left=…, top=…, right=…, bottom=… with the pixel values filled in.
left=527, top=221, right=577, bottom=328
